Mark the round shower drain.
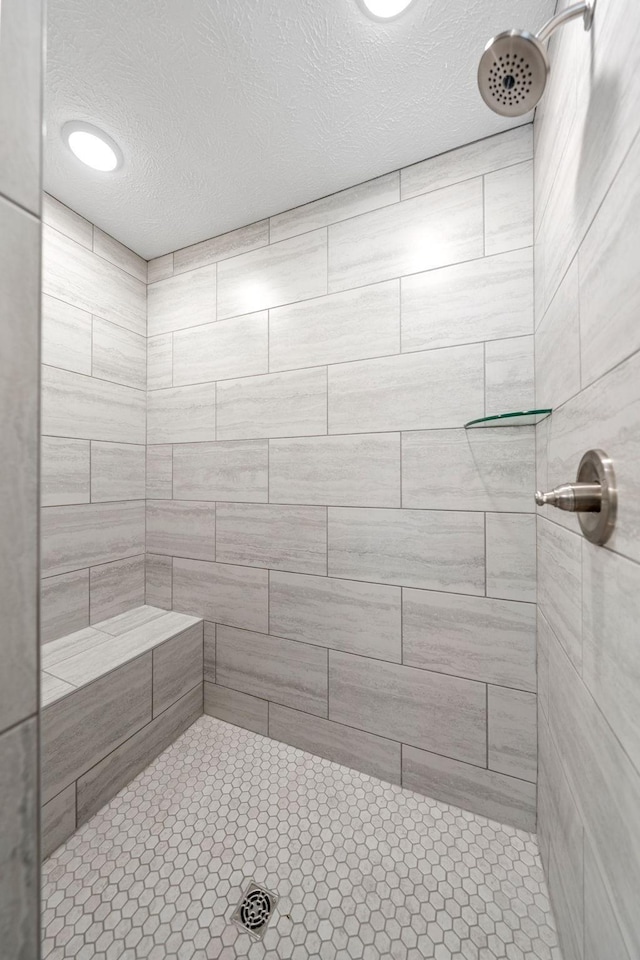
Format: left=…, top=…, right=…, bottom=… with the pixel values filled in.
left=230, top=881, right=279, bottom=941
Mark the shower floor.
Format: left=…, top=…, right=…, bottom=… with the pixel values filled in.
left=42, top=716, right=561, bottom=960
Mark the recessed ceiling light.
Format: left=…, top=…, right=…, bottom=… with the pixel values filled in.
left=62, top=121, right=123, bottom=172
left=358, top=0, right=416, bottom=21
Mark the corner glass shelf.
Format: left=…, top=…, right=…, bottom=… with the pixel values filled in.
left=464, top=409, right=552, bottom=429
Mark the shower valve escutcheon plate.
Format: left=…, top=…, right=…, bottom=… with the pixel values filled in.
left=535, top=449, right=616, bottom=545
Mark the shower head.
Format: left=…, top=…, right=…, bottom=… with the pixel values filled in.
left=477, top=0, right=595, bottom=117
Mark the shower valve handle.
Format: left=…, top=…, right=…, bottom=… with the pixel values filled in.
left=535, top=482, right=602, bottom=512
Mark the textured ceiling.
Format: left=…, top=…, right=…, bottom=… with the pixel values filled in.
left=44, top=0, right=554, bottom=259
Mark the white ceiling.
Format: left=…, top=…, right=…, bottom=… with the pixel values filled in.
left=44, top=0, right=554, bottom=260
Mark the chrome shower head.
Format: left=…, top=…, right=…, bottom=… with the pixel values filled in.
left=477, top=0, right=595, bottom=117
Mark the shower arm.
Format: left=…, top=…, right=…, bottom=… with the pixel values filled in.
left=535, top=0, right=595, bottom=44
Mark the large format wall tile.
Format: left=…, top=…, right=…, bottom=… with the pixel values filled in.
left=173, top=220, right=269, bottom=275
left=41, top=569, right=90, bottom=644
left=93, top=227, right=147, bottom=283
left=269, top=704, right=402, bottom=785
left=147, top=263, right=217, bottom=336
left=269, top=571, right=401, bottom=661
left=92, top=317, right=146, bottom=390
left=145, top=554, right=172, bottom=610
left=204, top=683, right=268, bottom=735
left=147, top=383, right=216, bottom=444
left=41, top=437, right=91, bottom=507
left=485, top=336, right=534, bottom=414
left=41, top=501, right=145, bottom=577
left=535, top=258, right=581, bottom=410
left=43, top=225, right=146, bottom=335
left=146, top=445, right=173, bottom=499
left=173, top=440, right=268, bottom=502
left=269, top=434, right=400, bottom=507
left=172, top=311, right=268, bottom=385
left=217, top=626, right=328, bottom=717
left=403, top=589, right=535, bottom=691
left=42, top=782, right=76, bottom=860
left=42, top=365, right=145, bottom=444
left=488, top=685, right=537, bottom=782
left=217, top=367, right=327, bottom=441
left=402, top=427, right=534, bottom=512
left=484, top=160, right=533, bottom=256
left=537, top=518, right=582, bottom=671
left=401, top=248, right=533, bottom=351
left=147, top=334, right=173, bottom=390
left=328, top=177, right=483, bottom=292
left=217, top=228, right=327, bottom=319
left=173, top=557, right=268, bottom=633
left=329, top=651, right=486, bottom=766
left=43, top=195, right=92, bottom=248
left=328, top=508, right=484, bottom=594
left=146, top=501, right=216, bottom=561
left=269, top=280, right=400, bottom=371
left=91, top=442, right=145, bottom=502
left=89, top=555, right=145, bottom=624
left=152, top=623, right=203, bottom=717
left=216, top=503, right=327, bottom=575
left=42, top=295, right=92, bottom=375
left=486, top=513, right=536, bottom=602
left=328, top=345, right=484, bottom=434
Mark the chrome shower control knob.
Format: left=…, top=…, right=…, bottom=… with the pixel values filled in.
left=535, top=482, right=602, bottom=512
left=535, top=449, right=616, bottom=545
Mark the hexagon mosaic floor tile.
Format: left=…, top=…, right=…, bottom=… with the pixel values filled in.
left=42, top=716, right=562, bottom=960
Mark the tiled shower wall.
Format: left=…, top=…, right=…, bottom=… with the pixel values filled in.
left=145, top=124, right=538, bottom=830
left=0, top=0, right=42, bottom=953
left=534, top=0, right=640, bottom=956
left=40, top=196, right=147, bottom=642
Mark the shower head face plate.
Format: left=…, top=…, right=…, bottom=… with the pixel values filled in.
left=477, top=30, right=550, bottom=117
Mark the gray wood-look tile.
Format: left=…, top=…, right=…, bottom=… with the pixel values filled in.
left=93, top=227, right=147, bottom=282
left=89, top=554, right=145, bottom=624
left=402, top=745, right=536, bottom=832
left=41, top=569, right=90, bottom=644
left=549, top=638, right=640, bottom=958
left=41, top=654, right=152, bottom=803
left=41, top=782, right=76, bottom=859
left=203, top=683, right=268, bottom=735
left=42, top=294, right=92, bottom=375
left=269, top=704, right=402, bottom=785
left=204, top=622, right=216, bottom=683
left=0, top=202, right=39, bottom=731
left=328, top=507, right=485, bottom=594
left=486, top=513, right=536, bottom=602
left=328, top=177, right=483, bottom=293
left=42, top=626, right=108, bottom=670
left=172, top=311, right=268, bottom=385
left=216, top=502, right=327, bottom=575
left=147, top=263, right=217, bottom=336
left=41, top=501, right=145, bottom=578
left=42, top=365, right=146, bottom=444
left=91, top=442, right=146, bottom=502
left=217, top=228, right=327, bottom=319
left=173, top=440, right=268, bottom=502
left=401, top=248, right=533, bottom=352
left=146, top=445, right=173, bottom=499
left=401, top=126, right=532, bottom=200
left=41, top=672, right=76, bottom=708
left=484, top=160, right=533, bottom=256
left=77, top=685, right=202, bottom=826
left=98, top=605, right=169, bottom=637
left=535, top=257, right=580, bottom=410
left=537, top=610, right=552, bottom=722
left=328, top=345, right=484, bottom=434
left=270, top=172, right=399, bottom=243
left=217, top=626, right=328, bottom=718
left=329, top=650, right=486, bottom=766
left=43, top=195, right=92, bottom=248
left=146, top=500, right=216, bottom=561
left=92, top=317, right=146, bottom=390
left=403, top=589, right=535, bottom=691
left=145, top=554, right=172, bottom=610
left=537, top=518, right=582, bottom=671
left=216, top=367, right=327, bottom=441
left=147, top=253, right=173, bottom=283
left=173, top=558, right=268, bottom=633
left=270, top=433, right=400, bottom=508
left=269, top=279, right=400, bottom=372
left=584, top=838, right=632, bottom=960
left=43, top=224, right=146, bottom=336
left=147, top=334, right=173, bottom=390
left=0, top=719, right=38, bottom=958
left=402, top=427, right=534, bottom=512
left=146, top=383, right=216, bottom=444
left=485, top=336, right=534, bottom=414
left=270, top=571, right=401, bottom=662
left=0, top=0, right=42, bottom=210
left=41, top=436, right=91, bottom=507
left=173, top=220, right=269, bottom=275
left=153, top=623, right=204, bottom=717
left=583, top=540, right=640, bottom=773
left=488, top=685, right=537, bottom=782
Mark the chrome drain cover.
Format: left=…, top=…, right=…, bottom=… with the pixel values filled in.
left=230, top=881, right=278, bottom=941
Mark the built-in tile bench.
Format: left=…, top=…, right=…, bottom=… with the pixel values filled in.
left=40, top=605, right=204, bottom=858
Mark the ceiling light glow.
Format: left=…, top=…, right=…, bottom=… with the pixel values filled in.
left=358, top=0, right=416, bottom=20
left=63, top=121, right=123, bottom=172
